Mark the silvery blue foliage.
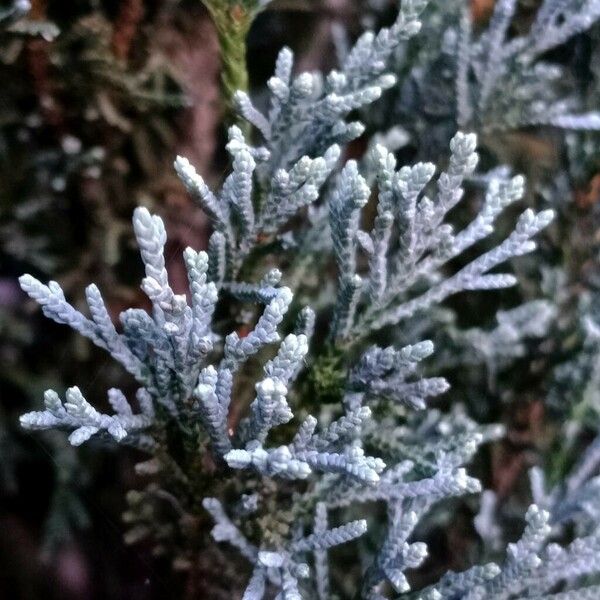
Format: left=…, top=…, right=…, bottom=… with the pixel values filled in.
left=16, top=149, right=565, bottom=595
left=430, top=503, right=600, bottom=600
left=203, top=496, right=366, bottom=600
left=459, top=301, right=556, bottom=366
left=324, top=132, right=554, bottom=343
left=174, top=1, right=429, bottom=279
left=455, top=0, right=600, bottom=132
left=363, top=501, right=428, bottom=595
left=372, top=0, right=600, bottom=159
left=226, top=403, right=385, bottom=484
left=234, top=0, right=428, bottom=174
left=349, top=341, right=450, bottom=410
left=363, top=405, right=506, bottom=480
left=20, top=206, right=219, bottom=414
left=16, top=0, right=600, bottom=597
left=434, top=300, right=557, bottom=387
left=20, top=387, right=154, bottom=449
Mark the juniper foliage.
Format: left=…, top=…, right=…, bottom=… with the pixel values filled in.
left=454, top=0, right=600, bottom=132
left=16, top=0, right=600, bottom=598
left=370, top=0, right=600, bottom=159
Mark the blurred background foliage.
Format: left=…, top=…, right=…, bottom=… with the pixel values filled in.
left=1, top=0, right=600, bottom=598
